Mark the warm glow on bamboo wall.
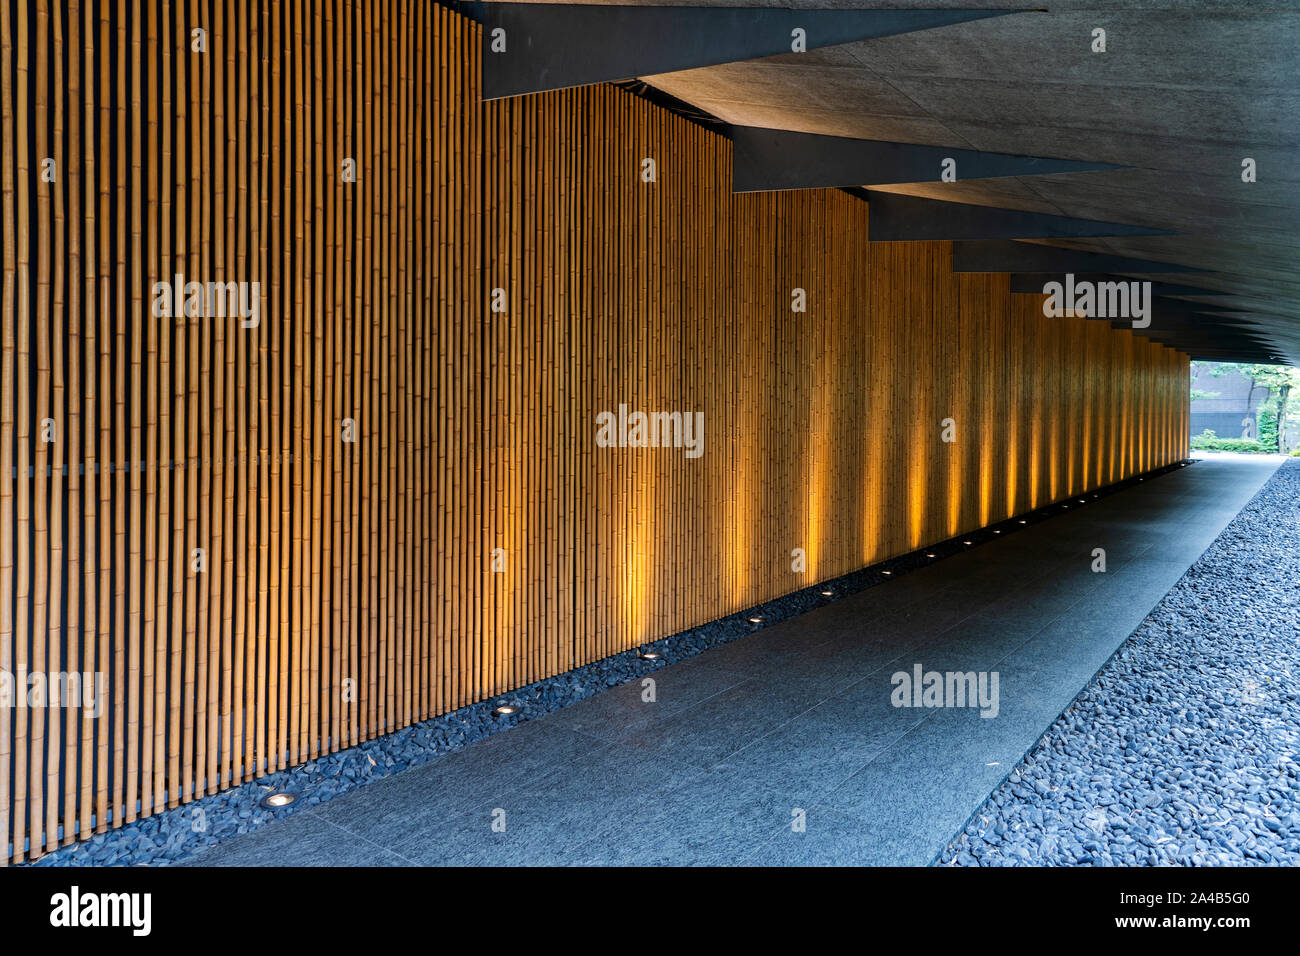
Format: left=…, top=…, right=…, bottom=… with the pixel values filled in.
left=0, top=1, right=1188, bottom=861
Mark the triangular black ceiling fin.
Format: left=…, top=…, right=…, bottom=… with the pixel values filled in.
left=732, top=127, right=1124, bottom=192
left=469, top=4, right=1025, bottom=99
left=866, top=193, right=1174, bottom=242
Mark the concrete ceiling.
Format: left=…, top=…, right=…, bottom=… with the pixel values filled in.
left=513, top=1, right=1300, bottom=364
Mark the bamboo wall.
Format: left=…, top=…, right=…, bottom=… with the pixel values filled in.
left=0, top=1, right=1188, bottom=861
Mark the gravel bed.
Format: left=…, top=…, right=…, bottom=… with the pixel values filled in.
left=940, top=457, right=1300, bottom=866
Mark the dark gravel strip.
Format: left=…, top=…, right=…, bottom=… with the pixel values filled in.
left=940, top=457, right=1300, bottom=867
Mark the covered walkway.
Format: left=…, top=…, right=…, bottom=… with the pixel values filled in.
left=188, top=456, right=1282, bottom=866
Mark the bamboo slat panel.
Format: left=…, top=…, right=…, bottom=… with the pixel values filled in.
left=0, top=1, right=1191, bottom=861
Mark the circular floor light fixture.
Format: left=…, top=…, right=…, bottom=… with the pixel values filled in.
left=820, top=589, right=834, bottom=597
left=492, top=702, right=518, bottom=717
left=748, top=616, right=764, bottom=624
left=260, top=790, right=298, bottom=810
left=637, top=648, right=661, bottom=661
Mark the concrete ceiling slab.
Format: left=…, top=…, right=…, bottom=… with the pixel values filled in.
left=514, top=1, right=1300, bottom=362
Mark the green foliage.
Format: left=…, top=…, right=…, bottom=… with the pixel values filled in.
left=1194, top=361, right=1300, bottom=453
left=1190, top=430, right=1270, bottom=454
left=1258, top=403, right=1280, bottom=451
left=1210, top=363, right=1300, bottom=392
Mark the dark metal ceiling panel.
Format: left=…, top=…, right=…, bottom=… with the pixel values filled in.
left=956, top=241, right=1207, bottom=275
left=732, top=126, right=1122, bottom=192
left=469, top=4, right=1022, bottom=99
left=866, top=192, right=1174, bottom=242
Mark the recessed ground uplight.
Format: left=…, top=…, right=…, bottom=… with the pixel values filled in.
left=820, top=589, right=834, bottom=597
left=993, top=530, right=1001, bottom=534
left=881, top=570, right=892, bottom=576
left=1078, top=499, right=1086, bottom=504
left=749, top=616, right=763, bottom=624
left=492, top=703, right=518, bottom=717
left=963, top=540, right=972, bottom=546
left=260, top=791, right=297, bottom=809
left=926, top=552, right=936, bottom=559
left=1018, top=520, right=1026, bottom=524
left=637, top=648, right=661, bottom=661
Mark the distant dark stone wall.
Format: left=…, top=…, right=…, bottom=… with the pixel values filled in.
left=1190, top=365, right=1271, bottom=438
left=1191, top=412, right=1256, bottom=439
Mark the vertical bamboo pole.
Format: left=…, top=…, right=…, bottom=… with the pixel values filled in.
left=13, top=0, right=33, bottom=862
left=189, top=0, right=209, bottom=798
left=46, top=0, right=68, bottom=849
left=254, top=0, right=272, bottom=776
left=31, top=0, right=52, bottom=857
left=0, top=0, right=17, bottom=866
left=63, top=0, right=86, bottom=847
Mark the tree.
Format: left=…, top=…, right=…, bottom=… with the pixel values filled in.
left=1208, top=362, right=1300, bottom=452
